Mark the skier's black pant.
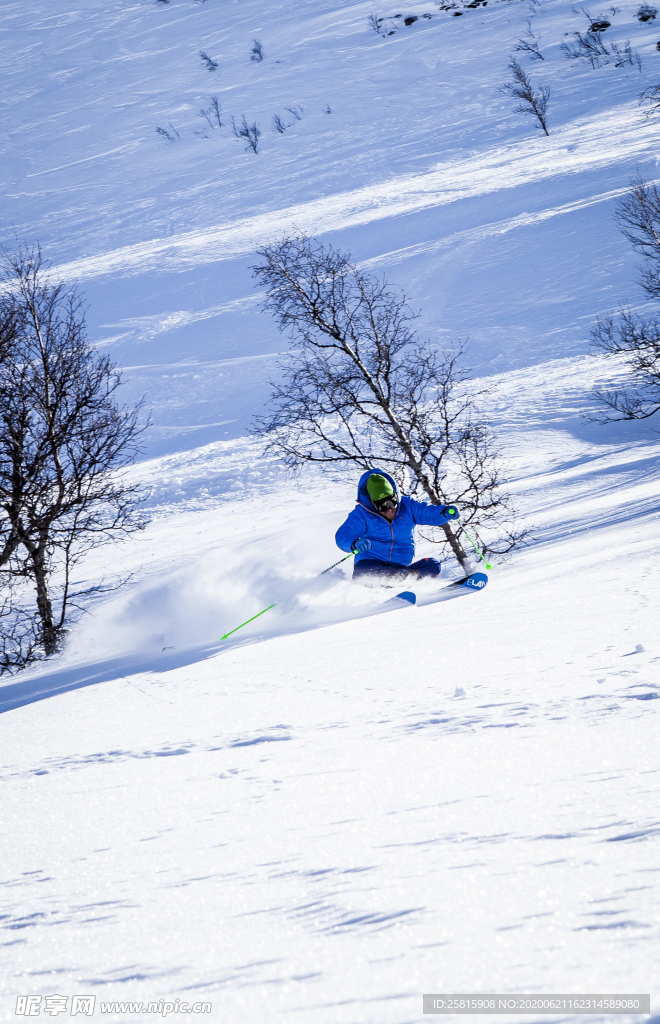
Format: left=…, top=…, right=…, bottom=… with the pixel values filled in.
left=353, top=557, right=441, bottom=583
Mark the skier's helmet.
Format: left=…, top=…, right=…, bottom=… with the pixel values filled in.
left=367, top=473, right=398, bottom=513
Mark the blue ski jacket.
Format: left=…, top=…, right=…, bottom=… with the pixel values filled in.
left=335, top=469, right=456, bottom=566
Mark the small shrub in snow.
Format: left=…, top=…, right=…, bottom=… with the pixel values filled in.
left=502, top=58, right=550, bottom=135
left=199, top=51, right=219, bottom=71
left=561, top=30, right=610, bottom=66
left=250, top=39, right=264, bottom=62
left=515, top=37, right=544, bottom=59
left=640, top=82, right=660, bottom=115
left=368, top=14, right=384, bottom=34
left=156, top=123, right=180, bottom=141
left=589, top=19, right=611, bottom=31
left=515, top=21, right=544, bottom=59
left=232, top=115, right=261, bottom=153
left=561, top=31, right=641, bottom=68
left=200, top=96, right=222, bottom=130
left=637, top=4, right=657, bottom=20
left=609, top=40, right=642, bottom=69
left=272, top=107, right=303, bottom=133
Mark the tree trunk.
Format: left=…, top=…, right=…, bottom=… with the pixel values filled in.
left=30, top=545, right=58, bottom=656
left=441, top=522, right=470, bottom=573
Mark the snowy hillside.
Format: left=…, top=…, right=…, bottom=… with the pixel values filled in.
left=1, top=0, right=659, bottom=1021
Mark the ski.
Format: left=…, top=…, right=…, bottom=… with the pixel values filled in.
left=448, top=571, right=488, bottom=591
left=424, top=570, right=489, bottom=603
left=384, top=590, right=417, bottom=608
left=381, top=572, right=488, bottom=611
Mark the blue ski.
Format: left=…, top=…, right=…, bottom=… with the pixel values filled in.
left=384, top=572, right=488, bottom=610
left=425, top=571, right=488, bottom=603
left=450, top=571, right=488, bottom=591
left=375, top=590, right=417, bottom=611
left=378, top=573, right=488, bottom=616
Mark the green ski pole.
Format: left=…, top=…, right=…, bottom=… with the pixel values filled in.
left=219, top=552, right=354, bottom=641
left=318, top=552, right=354, bottom=576
left=444, top=506, right=492, bottom=571
left=219, top=602, right=277, bottom=641
left=461, top=527, right=493, bottom=571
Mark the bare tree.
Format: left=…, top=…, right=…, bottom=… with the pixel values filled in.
left=232, top=115, right=261, bottom=153
left=272, top=113, right=287, bottom=134
left=591, top=181, right=660, bottom=420
left=253, top=236, right=525, bottom=570
left=0, top=247, right=148, bottom=668
left=502, top=58, right=550, bottom=136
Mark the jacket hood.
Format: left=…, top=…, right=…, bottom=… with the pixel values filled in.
left=357, top=468, right=399, bottom=511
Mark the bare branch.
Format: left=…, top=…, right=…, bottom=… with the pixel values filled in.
left=615, top=178, right=660, bottom=299
left=590, top=312, right=660, bottom=420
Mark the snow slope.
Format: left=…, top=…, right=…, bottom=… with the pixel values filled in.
left=1, top=0, right=659, bottom=1020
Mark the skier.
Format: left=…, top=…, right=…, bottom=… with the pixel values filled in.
left=335, top=468, right=459, bottom=583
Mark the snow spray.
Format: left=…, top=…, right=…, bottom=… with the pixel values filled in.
left=219, top=552, right=354, bottom=640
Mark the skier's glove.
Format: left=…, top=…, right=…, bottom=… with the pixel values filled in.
left=444, top=504, right=459, bottom=520
left=352, top=537, right=372, bottom=554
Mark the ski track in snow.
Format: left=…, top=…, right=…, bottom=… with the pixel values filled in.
left=36, top=108, right=660, bottom=283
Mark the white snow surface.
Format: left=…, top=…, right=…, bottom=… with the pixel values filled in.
left=1, top=0, right=659, bottom=1021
